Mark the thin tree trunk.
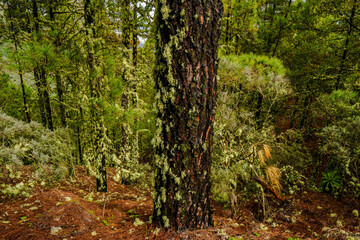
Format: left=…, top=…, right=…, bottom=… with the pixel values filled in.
left=55, top=74, right=66, bottom=127
left=40, top=67, right=54, bottom=131
left=50, top=4, right=67, bottom=127
left=335, top=0, right=357, bottom=90
left=34, top=66, right=46, bottom=127
left=19, top=71, right=31, bottom=123
left=6, top=2, right=31, bottom=123
left=225, top=6, right=231, bottom=54
left=120, top=0, right=133, bottom=184
left=132, top=1, right=137, bottom=68
left=84, top=0, right=107, bottom=192
left=271, top=0, right=292, bottom=57
left=32, top=0, right=53, bottom=130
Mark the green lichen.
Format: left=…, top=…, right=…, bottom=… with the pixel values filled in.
left=161, top=187, right=167, bottom=202
left=161, top=6, right=170, bottom=20
left=175, top=191, right=182, bottom=201
left=162, top=216, right=170, bottom=228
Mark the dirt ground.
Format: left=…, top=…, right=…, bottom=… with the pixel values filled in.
left=0, top=166, right=359, bottom=240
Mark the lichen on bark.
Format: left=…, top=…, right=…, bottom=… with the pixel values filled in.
left=152, top=0, right=223, bottom=230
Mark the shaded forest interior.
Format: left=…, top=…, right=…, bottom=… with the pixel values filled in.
left=0, top=0, right=360, bottom=239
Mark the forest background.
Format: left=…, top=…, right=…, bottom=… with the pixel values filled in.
left=0, top=0, right=360, bottom=237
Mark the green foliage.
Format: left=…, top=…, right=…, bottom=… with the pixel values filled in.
left=1, top=181, right=30, bottom=197
left=212, top=54, right=291, bottom=218
left=0, top=70, right=28, bottom=120
left=271, top=129, right=312, bottom=170
left=315, top=90, right=360, bottom=122
left=280, top=165, right=306, bottom=195
left=320, top=171, right=342, bottom=196
left=0, top=111, right=74, bottom=181
left=319, top=116, right=360, bottom=197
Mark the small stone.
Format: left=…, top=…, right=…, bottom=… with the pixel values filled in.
left=336, top=220, right=343, bottom=228
left=322, top=227, right=330, bottom=232
left=260, top=223, right=268, bottom=230
left=352, top=209, right=359, bottom=217
left=232, top=222, right=239, bottom=227
left=133, top=218, right=145, bottom=226
left=64, top=197, right=72, bottom=202
left=50, top=226, right=62, bottom=235
left=153, top=228, right=160, bottom=235
left=91, top=231, right=97, bottom=236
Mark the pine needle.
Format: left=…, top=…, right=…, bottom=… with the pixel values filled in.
left=258, top=150, right=266, bottom=166
left=265, top=166, right=281, bottom=194
left=263, top=144, right=272, bottom=159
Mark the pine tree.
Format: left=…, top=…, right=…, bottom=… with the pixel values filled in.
left=152, top=0, right=223, bottom=229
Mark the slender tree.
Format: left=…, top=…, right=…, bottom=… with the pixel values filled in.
left=84, top=0, right=108, bottom=192
left=152, top=0, right=223, bottom=229
left=32, top=0, right=54, bottom=130
left=4, top=0, right=31, bottom=123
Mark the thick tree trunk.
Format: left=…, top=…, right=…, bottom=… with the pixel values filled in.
left=152, top=0, right=223, bottom=229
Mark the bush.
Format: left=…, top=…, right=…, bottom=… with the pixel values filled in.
left=319, top=116, right=360, bottom=197
left=0, top=111, right=75, bottom=181
left=212, top=54, right=292, bottom=219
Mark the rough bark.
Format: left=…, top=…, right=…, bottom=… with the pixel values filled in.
left=152, top=0, right=223, bottom=230
left=84, top=0, right=107, bottom=192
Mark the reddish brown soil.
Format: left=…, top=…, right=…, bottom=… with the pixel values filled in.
left=0, top=166, right=359, bottom=240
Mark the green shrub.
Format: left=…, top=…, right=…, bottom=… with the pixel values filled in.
left=320, top=171, right=342, bottom=196
left=212, top=54, right=292, bottom=218
left=280, top=165, right=306, bottom=195
left=319, top=116, right=360, bottom=197
left=0, top=111, right=75, bottom=181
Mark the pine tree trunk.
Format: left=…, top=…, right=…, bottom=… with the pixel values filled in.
left=32, top=0, right=53, bottom=130
left=152, top=0, right=223, bottom=229
left=84, top=0, right=108, bottom=192
left=34, top=66, right=47, bottom=127
left=335, top=0, right=357, bottom=90
left=6, top=2, right=31, bottom=123
left=49, top=4, right=67, bottom=127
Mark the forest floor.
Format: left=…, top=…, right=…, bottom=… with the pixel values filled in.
left=0, top=166, right=359, bottom=240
